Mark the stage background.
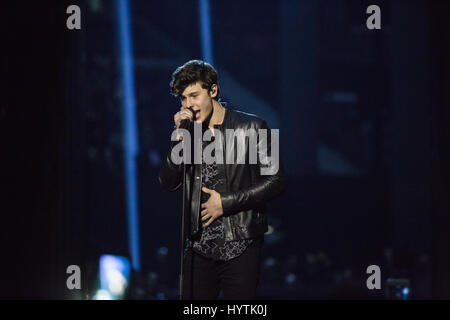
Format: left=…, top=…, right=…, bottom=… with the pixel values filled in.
left=2, top=0, right=450, bottom=299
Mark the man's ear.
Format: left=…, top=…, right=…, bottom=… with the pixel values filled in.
left=209, top=84, right=218, bottom=98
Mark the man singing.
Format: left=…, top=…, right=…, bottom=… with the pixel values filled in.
left=159, top=60, right=286, bottom=300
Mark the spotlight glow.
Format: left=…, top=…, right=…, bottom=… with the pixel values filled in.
left=97, top=254, right=130, bottom=300
left=94, top=289, right=112, bottom=300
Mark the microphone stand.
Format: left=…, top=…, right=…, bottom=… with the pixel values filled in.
left=179, top=161, right=186, bottom=300
left=179, top=152, right=188, bottom=300
left=178, top=108, right=203, bottom=300
left=179, top=118, right=193, bottom=300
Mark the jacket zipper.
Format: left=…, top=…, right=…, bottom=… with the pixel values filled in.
left=219, top=124, right=235, bottom=241
left=198, top=164, right=202, bottom=225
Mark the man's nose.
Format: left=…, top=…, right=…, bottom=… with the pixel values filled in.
left=186, top=97, right=193, bottom=107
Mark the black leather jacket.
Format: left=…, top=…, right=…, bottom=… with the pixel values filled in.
left=158, top=107, right=287, bottom=241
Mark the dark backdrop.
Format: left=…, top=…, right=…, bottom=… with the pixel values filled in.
left=2, top=0, right=449, bottom=299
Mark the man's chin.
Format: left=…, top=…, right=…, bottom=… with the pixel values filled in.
left=195, top=114, right=206, bottom=123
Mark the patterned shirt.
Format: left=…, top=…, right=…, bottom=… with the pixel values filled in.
left=186, top=133, right=254, bottom=261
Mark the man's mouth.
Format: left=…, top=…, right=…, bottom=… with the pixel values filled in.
left=187, top=107, right=200, bottom=120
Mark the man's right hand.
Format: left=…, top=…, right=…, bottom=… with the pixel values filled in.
left=174, top=106, right=194, bottom=129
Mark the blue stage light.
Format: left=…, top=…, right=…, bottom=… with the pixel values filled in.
left=115, top=0, right=141, bottom=272
left=198, top=0, right=214, bottom=64
left=94, top=254, right=131, bottom=300
left=401, top=287, right=410, bottom=300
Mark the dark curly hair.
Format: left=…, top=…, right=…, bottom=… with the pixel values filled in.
left=169, top=60, right=220, bottom=101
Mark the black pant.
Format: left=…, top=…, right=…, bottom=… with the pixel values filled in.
left=182, top=238, right=263, bottom=300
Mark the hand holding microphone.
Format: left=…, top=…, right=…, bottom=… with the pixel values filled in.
left=174, top=106, right=195, bottom=129
left=174, top=106, right=197, bottom=141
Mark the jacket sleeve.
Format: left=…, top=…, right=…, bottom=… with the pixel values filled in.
left=158, top=140, right=183, bottom=192
left=220, top=120, right=287, bottom=215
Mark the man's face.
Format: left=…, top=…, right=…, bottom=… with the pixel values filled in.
left=180, top=82, right=217, bottom=123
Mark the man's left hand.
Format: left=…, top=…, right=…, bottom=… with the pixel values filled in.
left=201, top=187, right=223, bottom=227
